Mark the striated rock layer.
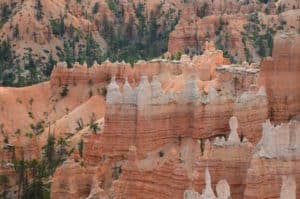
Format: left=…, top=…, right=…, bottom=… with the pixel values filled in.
left=50, top=42, right=228, bottom=88
left=51, top=33, right=300, bottom=199
left=244, top=119, right=300, bottom=198
left=112, top=136, right=252, bottom=199
left=83, top=71, right=266, bottom=163
left=259, top=32, right=300, bottom=123
left=244, top=157, right=300, bottom=199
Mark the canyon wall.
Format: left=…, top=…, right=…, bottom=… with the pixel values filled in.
left=112, top=137, right=252, bottom=199
left=50, top=33, right=299, bottom=199
left=84, top=69, right=267, bottom=162
left=168, top=14, right=246, bottom=60
left=259, top=32, right=300, bottom=123
left=244, top=119, right=300, bottom=198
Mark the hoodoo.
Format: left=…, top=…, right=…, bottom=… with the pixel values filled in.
left=0, top=1, right=299, bottom=197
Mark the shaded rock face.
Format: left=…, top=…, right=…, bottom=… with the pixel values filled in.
left=259, top=32, right=300, bottom=123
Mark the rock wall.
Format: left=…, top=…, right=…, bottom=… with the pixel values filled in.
left=244, top=156, right=300, bottom=199
left=259, top=32, right=300, bottom=123
left=49, top=34, right=300, bottom=199
left=233, top=87, right=269, bottom=143
left=50, top=42, right=229, bottom=88
left=50, top=159, right=94, bottom=199
left=168, top=15, right=247, bottom=61
left=215, top=63, right=260, bottom=96
left=91, top=73, right=267, bottom=160
left=112, top=134, right=252, bottom=199
left=244, top=119, right=300, bottom=198
left=50, top=61, right=133, bottom=87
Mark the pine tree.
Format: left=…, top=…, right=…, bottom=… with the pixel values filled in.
left=63, top=40, right=74, bottom=67
left=43, top=53, right=56, bottom=76
left=42, top=134, right=56, bottom=174
left=59, top=17, right=65, bottom=37
left=148, top=11, right=158, bottom=42
left=13, top=24, right=19, bottom=39
left=85, top=32, right=102, bottom=66
left=35, top=0, right=43, bottom=20
left=92, top=2, right=99, bottom=14
left=56, top=137, right=68, bottom=159
left=14, top=159, right=27, bottom=199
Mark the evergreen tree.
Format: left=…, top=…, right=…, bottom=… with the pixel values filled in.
left=35, top=0, right=43, bottom=20
left=0, top=40, right=13, bottom=73
left=59, top=17, right=65, bottom=37
left=136, top=3, right=146, bottom=40
left=63, top=40, right=75, bottom=67
left=125, top=15, right=135, bottom=40
left=0, top=3, right=11, bottom=26
left=14, top=159, right=27, bottom=199
left=43, top=53, right=56, bottom=76
left=56, top=137, right=68, bottom=159
left=85, top=32, right=102, bottom=66
left=101, top=14, right=114, bottom=44
left=13, top=24, right=19, bottom=39
left=148, top=11, right=158, bottom=42
left=42, top=134, right=56, bottom=174
left=0, top=175, right=9, bottom=198
left=92, top=2, right=99, bottom=14
left=89, top=121, right=100, bottom=134
left=0, top=39, right=16, bottom=86
left=50, top=17, right=65, bottom=36
left=197, top=3, right=209, bottom=18
left=78, top=139, right=84, bottom=157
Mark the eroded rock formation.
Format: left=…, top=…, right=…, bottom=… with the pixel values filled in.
left=259, top=32, right=300, bottom=122
left=184, top=168, right=231, bottom=199
left=1, top=29, right=299, bottom=198
left=244, top=119, right=300, bottom=199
